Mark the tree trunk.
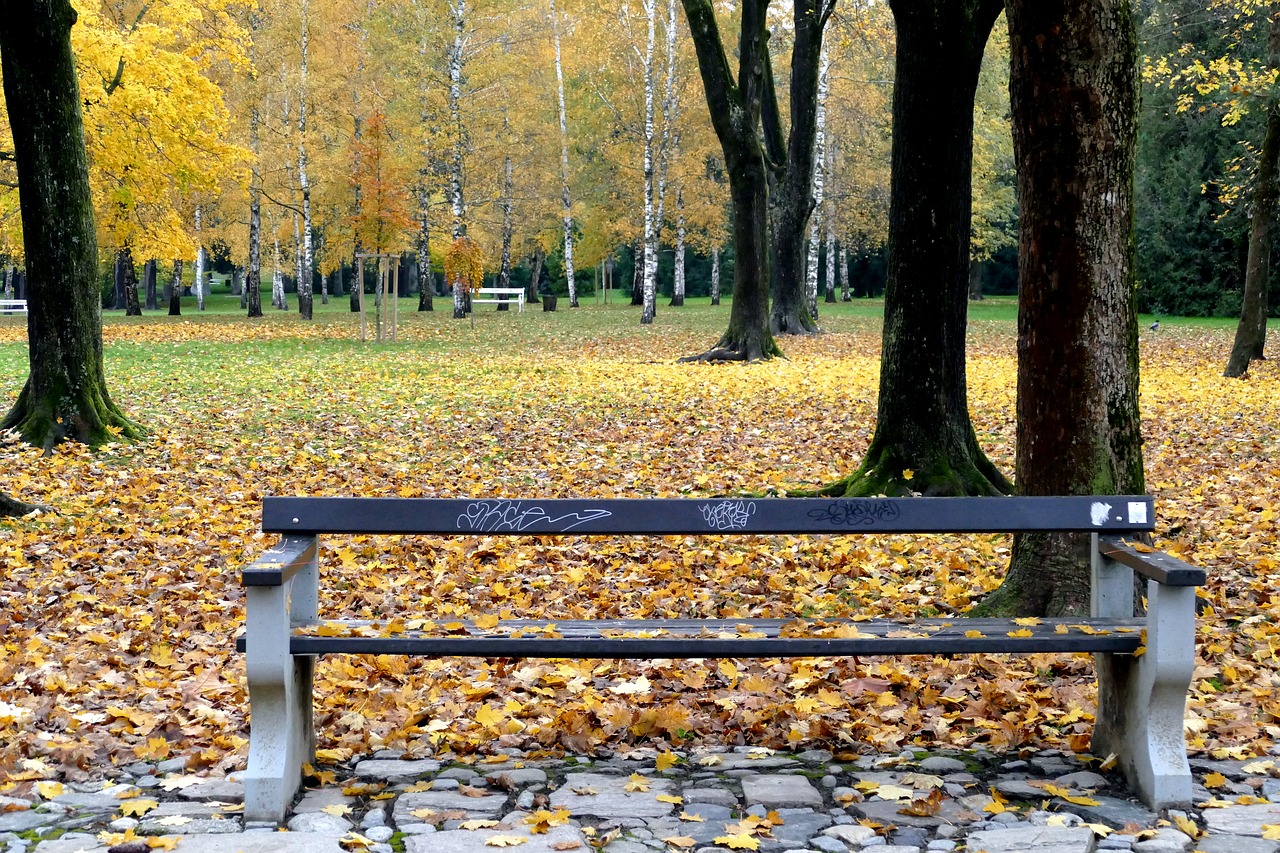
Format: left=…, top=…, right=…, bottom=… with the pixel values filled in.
left=120, top=248, right=141, bottom=316
left=499, top=150, right=514, bottom=291
left=552, top=0, right=578, bottom=308
left=296, top=0, right=315, bottom=320
left=528, top=247, right=545, bottom=305
left=671, top=188, right=686, bottom=306
left=1224, top=10, right=1280, bottom=378
left=0, top=0, right=141, bottom=450
left=144, top=258, right=158, bottom=310
left=272, top=240, right=287, bottom=310
left=764, top=0, right=831, bottom=337
left=805, top=47, right=830, bottom=322
left=247, top=105, right=264, bottom=318
left=112, top=251, right=126, bottom=310
left=194, top=207, right=207, bottom=311
left=678, top=0, right=781, bottom=361
left=840, top=244, right=851, bottom=301
left=169, top=259, right=182, bottom=315
left=640, top=0, right=660, bottom=325
left=977, top=0, right=1144, bottom=617
left=818, top=0, right=1008, bottom=497
left=824, top=150, right=837, bottom=304
left=449, top=0, right=468, bottom=239
left=710, top=246, right=721, bottom=305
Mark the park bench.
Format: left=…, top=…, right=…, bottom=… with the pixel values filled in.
left=471, top=287, right=525, bottom=311
left=0, top=298, right=27, bottom=314
left=237, top=494, right=1204, bottom=824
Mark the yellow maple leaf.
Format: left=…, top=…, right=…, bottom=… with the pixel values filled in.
left=656, top=752, right=679, bottom=772
left=1007, top=628, right=1034, bottom=638
left=1013, top=617, right=1041, bottom=626
left=147, top=838, right=180, bottom=851
left=475, top=704, right=504, bottom=729
left=902, top=469, right=914, bottom=481
left=713, top=833, right=760, bottom=850
left=679, top=811, right=706, bottom=822
left=461, top=819, right=501, bottom=830
left=118, top=799, right=159, bottom=817
left=322, top=804, right=354, bottom=816
left=524, top=808, right=571, bottom=834
left=35, top=781, right=63, bottom=799
left=662, top=837, right=696, bottom=848
left=1172, top=813, right=1201, bottom=838
left=1204, top=771, right=1229, bottom=788
left=656, top=794, right=683, bottom=805
left=965, top=630, right=984, bottom=639
left=625, top=773, right=651, bottom=792
left=1263, top=825, right=1280, bottom=841
left=485, top=836, right=528, bottom=847
left=474, top=614, right=501, bottom=630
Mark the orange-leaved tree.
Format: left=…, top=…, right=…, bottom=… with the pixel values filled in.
left=445, top=235, right=484, bottom=319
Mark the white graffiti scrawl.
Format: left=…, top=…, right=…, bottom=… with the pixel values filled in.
left=699, top=500, right=757, bottom=531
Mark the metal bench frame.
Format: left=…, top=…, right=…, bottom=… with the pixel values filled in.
left=238, top=495, right=1204, bottom=823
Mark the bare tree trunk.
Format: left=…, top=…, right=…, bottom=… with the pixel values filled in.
left=528, top=247, right=545, bottom=305
left=272, top=239, right=287, bottom=310
left=0, top=0, right=141, bottom=450
left=640, top=0, right=659, bottom=325
left=499, top=150, right=514, bottom=290
left=710, top=246, right=721, bottom=305
left=551, top=0, right=578, bottom=307
left=678, top=0, right=780, bottom=361
left=840, top=243, right=850, bottom=301
left=1225, top=10, right=1280, bottom=377
left=293, top=0, right=314, bottom=319
left=120, top=248, right=141, bottom=316
left=978, top=0, right=1143, bottom=617
left=449, top=0, right=468, bottom=239
left=805, top=46, right=830, bottom=322
left=169, top=259, right=182, bottom=316
left=818, top=0, right=1008, bottom=497
left=194, top=207, right=206, bottom=311
left=144, top=258, right=158, bottom=310
left=671, top=188, right=686, bottom=306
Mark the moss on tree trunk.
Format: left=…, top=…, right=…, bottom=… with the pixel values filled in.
left=812, top=0, right=1008, bottom=497
left=0, top=0, right=142, bottom=453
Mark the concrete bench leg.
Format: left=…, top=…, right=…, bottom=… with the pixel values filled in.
left=243, top=542, right=318, bottom=824
left=1093, top=578, right=1196, bottom=810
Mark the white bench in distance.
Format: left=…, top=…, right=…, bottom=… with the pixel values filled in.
left=0, top=299, right=27, bottom=315
left=471, top=288, right=525, bottom=311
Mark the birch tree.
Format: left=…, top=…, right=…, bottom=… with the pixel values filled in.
left=448, top=0, right=468, bottom=239
left=296, top=0, right=316, bottom=319
left=552, top=0, right=579, bottom=307
left=194, top=206, right=206, bottom=311
left=805, top=46, right=830, bottom=321
left=639, top=0, right=659, bottom=324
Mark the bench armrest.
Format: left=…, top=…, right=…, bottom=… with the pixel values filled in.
left=1096, top=536, right=1205, bottom=587
left=243, top=536, right=318, bottom=586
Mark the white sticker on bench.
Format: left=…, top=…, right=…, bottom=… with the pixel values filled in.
left=1091, top=501, right=1112, bottom=526
left=1128, top=502, right=1148, bottom=525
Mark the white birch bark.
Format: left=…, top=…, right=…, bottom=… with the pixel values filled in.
left=297, top=0, right=315, bottom=318
left=710, top=246, right=720, bottom=305
left=672, top=186, right=686, bottom=305
left=805, top=46, right=830, bottom=321
left=415, top=16, right=433, bottom=311
left=448, top=0, right=467, bottom=238
left=551, top=0, right=577, bottom=307
left=639, top=0, right=658, bottom=324
left=499, top=150, right=514, bottom=287
left=247, top=104, right=263, bottom=317
left=824, top=134, right=836, bottom=303
left=272, top=238, right=286, bottom=310
left=194, top=206, right=206, bottom=311
left=840, top=244, right=850, bottom=301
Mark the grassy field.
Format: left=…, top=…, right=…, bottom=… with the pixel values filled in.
left=0, top=299, right=1274, bottom=774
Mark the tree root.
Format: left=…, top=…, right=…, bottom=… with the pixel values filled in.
left=0, top=491, right=50, bottom=518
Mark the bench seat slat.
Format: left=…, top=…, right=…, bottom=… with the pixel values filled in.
left=236, top=616, right=1145, bottom=657
left=264, top=495, right=1156, bottom=536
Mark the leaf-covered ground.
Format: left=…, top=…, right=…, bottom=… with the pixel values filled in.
left=0, top=305, right=1276, bottom=782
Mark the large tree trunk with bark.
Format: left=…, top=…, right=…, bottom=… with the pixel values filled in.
left=765, top=0, right=831, bottom=336
left=818, top=0, right=1008, bottom=497
left=678, top=0, right=780, bottom=361
left=977, top=0, right=1144, bottom=617
left=120, top=248, right=141, bottom=316
left=0, top=0, right=141, bottom=451
left=169, top=260, right=182, bottom=315
left=1225, top=11, right=1280, bottom=378
left=144, top=258, right=158, bottom=310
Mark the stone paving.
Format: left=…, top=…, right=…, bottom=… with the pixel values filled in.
left=5, top=746, right=1280, bottom=853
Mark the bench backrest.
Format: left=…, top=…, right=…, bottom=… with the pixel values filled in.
left=263, top=495, right=1155, bottom=536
